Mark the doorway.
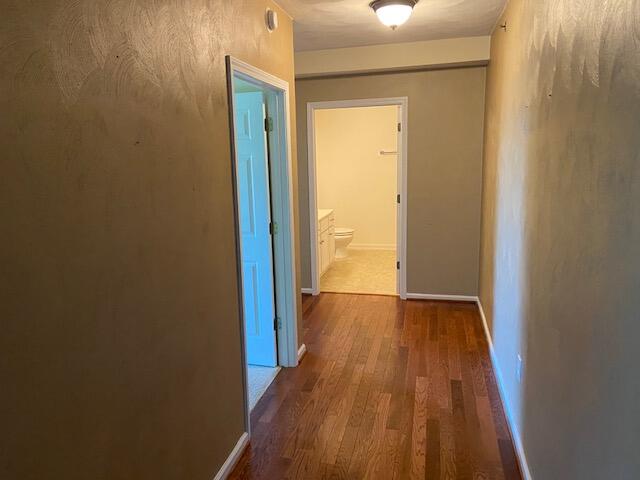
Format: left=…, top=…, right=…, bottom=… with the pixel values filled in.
left=226, top=57, right=299, bottom=421
left=307, top=98, right=408, bottom=298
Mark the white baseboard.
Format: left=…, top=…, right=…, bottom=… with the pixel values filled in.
left=297, top=343, right=307, bottom=362
left=476, top=300, right=533, bottom=480
left=349, top=244, right=396, bottom=251
left=405, top=293, right=478, bottom=302
left=213, top=432, right=249, bottom=480
left=301, top=288, right=314, bottom=295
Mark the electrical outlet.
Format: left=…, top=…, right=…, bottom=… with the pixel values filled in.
left=516, top=354, right=523, bottom=383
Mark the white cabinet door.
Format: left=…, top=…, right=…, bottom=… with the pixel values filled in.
left=328, top=227, right=335, bottom=265
left=319, top=230, right=329, bottom=275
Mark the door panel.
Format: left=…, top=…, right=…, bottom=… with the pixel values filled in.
left=238, top=156, right=256, bottom=235
left=234, top=90, right=277, bottom=367
left=242, top=262, right=259, bottom=336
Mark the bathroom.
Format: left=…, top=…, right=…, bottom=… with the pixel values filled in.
left=312, top=104, right=400, bottom=295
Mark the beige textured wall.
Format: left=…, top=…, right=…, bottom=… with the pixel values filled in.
left=0, top=1, right=299, bottom=479
left=479, top=0, right=640, bottom=478
left=315, top=106, right=398, bottom=248
left=297, top=68, right=486, bottom=295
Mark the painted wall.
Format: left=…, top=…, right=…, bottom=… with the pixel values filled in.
left=479, top=0, right=640, bottom=478
left=297, top=68, right=486, bottom=296
left=295, top=36, right=490, bottom=78
left=0, top=1, right=299, bottom=479
left=315, top=106, right=398, bottom=249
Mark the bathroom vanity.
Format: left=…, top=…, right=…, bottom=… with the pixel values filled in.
left=318, top=209, right=335, bottom=276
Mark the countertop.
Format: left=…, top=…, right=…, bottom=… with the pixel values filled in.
left=318, top=209, right=333, bottom=221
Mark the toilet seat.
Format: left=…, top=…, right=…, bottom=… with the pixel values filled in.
left=334, top=227, right=354, bottom=237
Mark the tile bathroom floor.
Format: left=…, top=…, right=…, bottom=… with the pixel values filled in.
left=320, top=248, right=397, bottom=295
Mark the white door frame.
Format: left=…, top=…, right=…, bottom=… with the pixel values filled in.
left=306, top=97, right=408, bottom=299
left=226, top=56, right=300, bottom=434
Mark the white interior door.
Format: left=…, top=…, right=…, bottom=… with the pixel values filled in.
left=234, top=91, right=277, bottom=367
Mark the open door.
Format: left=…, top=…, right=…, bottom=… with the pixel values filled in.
left=233, top=91, right=278, bottom=367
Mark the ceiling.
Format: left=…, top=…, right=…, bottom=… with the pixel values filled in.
left=277, top=0, right=507, bottom=51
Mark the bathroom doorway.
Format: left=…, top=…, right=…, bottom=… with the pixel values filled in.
left=226, top=57, right=299, bottom=422
left=307, top=98, right=408, bottom=298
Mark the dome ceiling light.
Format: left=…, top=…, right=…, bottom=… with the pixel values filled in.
left=370, top=0, right=418, bottom=30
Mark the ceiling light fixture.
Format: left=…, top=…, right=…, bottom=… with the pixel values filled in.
left=370, top=0, right=417, bottom=30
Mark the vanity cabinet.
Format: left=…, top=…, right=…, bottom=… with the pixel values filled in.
left=318, top=210, right=335, bottom=276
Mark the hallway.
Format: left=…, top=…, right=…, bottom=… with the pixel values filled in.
left=230, top=294, right=521, bottom=479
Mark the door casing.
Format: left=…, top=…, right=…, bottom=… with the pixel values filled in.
left=226, top=56, right=300, bottom=435
left=306, top=97, right=409, bottom=299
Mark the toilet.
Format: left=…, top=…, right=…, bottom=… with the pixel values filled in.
left=334, top=227, right=355, bottom=259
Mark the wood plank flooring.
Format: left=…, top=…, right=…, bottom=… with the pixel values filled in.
left=229, top=293, right=522, bottom=480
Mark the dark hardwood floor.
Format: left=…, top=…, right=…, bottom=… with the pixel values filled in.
left=230, top=293, right=522, bottom=479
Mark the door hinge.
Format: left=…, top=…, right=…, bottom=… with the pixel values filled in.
left=396, top=261, right=400, bottom=270
left=397, top=194, right=401, bottom=204
left=397, top=122, right=401, bottom=132
left=274, top=317, right=281, bottom=330
left=269, top=221, right=273, bottom=235
left=264, top=116, right=274, bottom=132
left=269, top=221, right=278, bottom=235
